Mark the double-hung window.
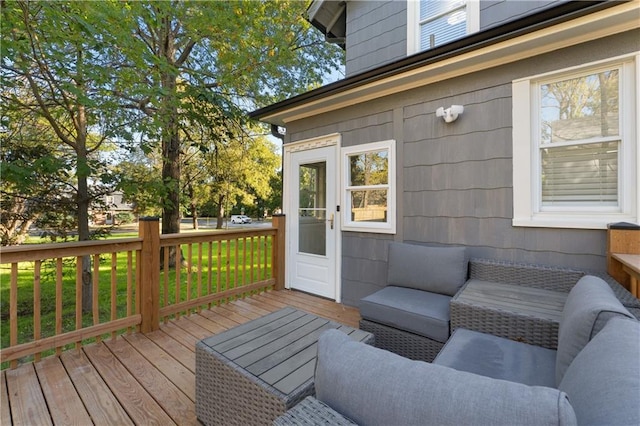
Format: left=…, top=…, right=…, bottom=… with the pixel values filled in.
left=407, top=0, right=479, bottom=55
left=341, top=140, right=396, bottom=234
left=513, top=55, right=638, bottom=229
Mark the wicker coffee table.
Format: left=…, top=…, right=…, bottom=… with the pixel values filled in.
left=195, top=306, right=373, bottom=426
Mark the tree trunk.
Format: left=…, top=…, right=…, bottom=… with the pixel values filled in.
left=76, top=106, right=93, bottom=313
left=216, top=194, right=225, bottom=229
left=159, top=16, right=183, bottom=268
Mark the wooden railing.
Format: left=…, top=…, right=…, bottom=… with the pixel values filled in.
left=0, top=216, right=286, bottom=369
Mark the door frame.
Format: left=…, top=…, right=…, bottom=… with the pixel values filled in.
left=283, top=133, right=342, bottom=302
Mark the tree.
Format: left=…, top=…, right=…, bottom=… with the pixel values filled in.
left=2, top=1, right=131, bottom=308
left=115, top=0, right=342, bottom=239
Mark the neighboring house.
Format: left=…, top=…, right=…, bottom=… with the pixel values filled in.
left=92, top=192, right=135, bottom=225
left=250, top=1, right=639, bottom=307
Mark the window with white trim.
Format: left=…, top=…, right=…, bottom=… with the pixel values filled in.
left=512, top=55, right=638, bottom=229
left=341, top=140, right=396, bottom=234
left=407, top=0, right=479, bottom=55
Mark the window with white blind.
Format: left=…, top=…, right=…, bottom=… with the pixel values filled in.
left=512, top=55, right=638, bottom=229
left=407, top=1, right=479, bottom=55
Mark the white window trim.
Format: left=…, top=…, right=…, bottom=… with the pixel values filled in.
left=341, top=140, right=396, bottom=234
left=407, top=0, right=479, bottom=56
left=512, top=54, right=639, bottom=229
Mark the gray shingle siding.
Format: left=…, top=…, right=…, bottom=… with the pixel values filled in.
left=480, top=1, right=567, bottom=30
left=346, top=1, right=407, bottom=76
left=343, top=0, right=570, bottom=77
left=285, top=29, right=639, bottom=307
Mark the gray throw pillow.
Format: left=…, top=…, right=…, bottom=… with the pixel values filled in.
left=558, top=317, right=640, bottom=426
left=315, top=329, right=577, bottom=426
left=387, top=242, right=467, bottom=296
left=555, top=275, right=634, bottom=385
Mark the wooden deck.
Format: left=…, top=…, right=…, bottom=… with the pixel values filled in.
left=1, top=290, right=361, bottom=425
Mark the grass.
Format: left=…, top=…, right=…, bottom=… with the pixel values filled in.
left=0, top=231, right=273, bottom=368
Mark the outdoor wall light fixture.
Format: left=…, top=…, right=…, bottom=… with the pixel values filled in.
left=436, top=105, right=464, bottom=123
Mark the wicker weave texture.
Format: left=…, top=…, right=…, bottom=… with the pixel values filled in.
left=450, top=299, right=559, bottom=349
left=359, top=319, right=444, bottom=362
left=196, top=342, right=313, bottom=426
left=469, top=258, right=640, bottom=314
left=469, top=258, right=583, bottom=292
left=272, top=396, right=356, bottom=426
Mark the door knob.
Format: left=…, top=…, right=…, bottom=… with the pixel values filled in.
left=328, top=213, right=334, bottom=230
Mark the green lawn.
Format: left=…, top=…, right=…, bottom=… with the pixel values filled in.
left=0, top=233, right=272, bottom=367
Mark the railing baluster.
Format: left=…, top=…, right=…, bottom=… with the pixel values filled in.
left=10, top=263, right=18, bottom=369
left=127, top=251, right=133, bottom=333
left=163, top=248, right=169, bottom=323
left=33, top=260, right=41, bottom=362
left=92, top=254, right=100, bottom=342
left=234, top=237, right=239, bottom=294
left=208, top=241, right=213, bottom=309
left=243, top=237, right=247, bottom=287
left=251, top=237, right=255, bottom=284
left=111, top=252, right=117, bottom=340
left=226, top=238, right=231, bottom=295
left=175, top=245, right=181, bottom=319
left=197, top=243, right=203, bottom=313
left=257, top=236, right=262, bottom=282
left=187, top=244, right=193, bottom=311
left=76, top=257, right=83, bottom=350
left=55, top=258, right=63, bottom=356
left=217, top=241, right=222, bottom=298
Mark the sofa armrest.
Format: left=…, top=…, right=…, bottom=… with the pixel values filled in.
left=316, top=329, right=577, bottom=426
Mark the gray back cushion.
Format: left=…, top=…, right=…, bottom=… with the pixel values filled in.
left=556, top=275, right=634, bottom=385
left=316, top=329, right=577, bottom=426
left=559, top=317, right=640, bottom=426
left=387, top=243, right=467, bottom=296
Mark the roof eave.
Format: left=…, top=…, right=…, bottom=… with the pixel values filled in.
left=251, top=0, right=635, bottom=126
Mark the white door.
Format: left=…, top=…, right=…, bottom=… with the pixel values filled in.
left=288, top=145, right=338, bottom=299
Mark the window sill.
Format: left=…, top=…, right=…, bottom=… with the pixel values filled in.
left=513, top=214, right=638, bottom=230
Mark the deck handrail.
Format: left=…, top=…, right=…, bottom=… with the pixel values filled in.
left=0, top=216, right=286, bottom=368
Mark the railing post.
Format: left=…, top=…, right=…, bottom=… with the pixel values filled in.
left=139, top=217, right=160, bottom=333
left=272, top=214, right=286, bottom=291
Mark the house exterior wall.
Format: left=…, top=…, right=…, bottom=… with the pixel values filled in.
left=479, top=1, right=564, bottom=29
left=344, top=0, right=569, bottom=77
left=345, top=1, right=406, bottom=77
left=284, top=29, right=639, bottom=307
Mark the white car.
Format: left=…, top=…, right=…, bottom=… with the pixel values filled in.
left=231, top=215, right=252, bottom=224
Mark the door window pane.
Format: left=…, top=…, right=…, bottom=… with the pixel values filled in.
left=299, top=162, right=326, bottom=256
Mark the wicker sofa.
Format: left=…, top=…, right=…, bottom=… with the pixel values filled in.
left=274, top=276, right=640, bottom=425
left=359, top=243, right=640, bottom=361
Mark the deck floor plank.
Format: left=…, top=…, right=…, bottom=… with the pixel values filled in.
left=34, top=356, right=93, bottom=425
left=5, top=363, right=52, bottom=426
left=1, top=372, right=11, bottom=426
left=123, top=333, right=196, bottom=401
left=83, top=343, right=176, bottom=425
left=3, top=290, right=361, bottom=425
left=60, top=349, right=134, bottom=425
left=197, top=305, right=244, bottom=329
left=104, top=337, right=197, bottom=425
left=161, top=321, right=201, bottom=349
left=145, top=329, right=196, bottom=372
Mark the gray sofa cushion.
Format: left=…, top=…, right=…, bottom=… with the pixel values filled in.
left=434, top=328, right=557, bottom=387
left=559, top=317, right=640, bottom=426
left=316, top=329, right=577, bottom=426
left=556, top=275, right=634, bottom=385
left=387, top=243, right=467, bottom=296
left=359, top=286, right=451, bottom=343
